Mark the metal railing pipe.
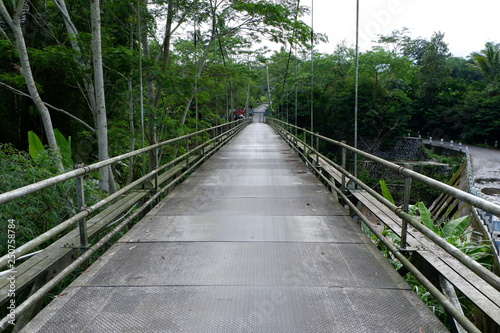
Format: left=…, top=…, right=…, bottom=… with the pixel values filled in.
left=0, top=119, right=249, bottom=205
left=333, top=184, right=481, bottom=333
left=269, top=120, right=500, bottom=291
left=0, top=146, right=185, bottom=269
left=0, top=120, right=250, bottom=268
left=269, top=118, right=500, bottom=218
left=273, top=128, right=484, bottom=331
left=0, top=137, right=226, bottom=331
left=273, top=135, right=482, bottom=332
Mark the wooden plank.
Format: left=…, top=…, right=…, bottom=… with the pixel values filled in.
left=429, top=163, right=465, bottom=216
left=0, top=134, right=231, bottom=309
left=0, top=190, right=151, bottom=306
left=318, top=157, right=343, bottom=184
left=417, top=252, right=500, bottom=325
left=350, top=189, right=500, bottom=322
left=282, top=134, right=343, bottom=185
left=350, top=190, right=426, bottom=250
left=434, top=194, right=457, bottom=221
left=157, top=164, right=185, bottom=185
left=435, top=181, right=469, bottom=223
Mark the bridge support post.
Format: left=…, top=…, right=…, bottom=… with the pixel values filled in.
left=440, top=276, right=467, bottom=333
left=200, top=132, right=204, bottom=157
left=185, top=137, right=189, bottom=168
left=315, top=134, right=320, bottom=167
left=154, top=146, right=159, bottom=194
left=75, top=166, right=88, bottom=253
left=341, top=142, right=347, bottom=193
left=401, top=169, right=412, bottom=249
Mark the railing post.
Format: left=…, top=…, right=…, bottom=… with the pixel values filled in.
left=341, top=141, right=347, bottom=192
left=316, top=133, right=320, bottom=166
left=401, top=166, right=413, bottom=249
left=75, top=165, right=88, bottom=253
left=185, top=137, right=189, bottom=168
left=154, top=146, right=159, bottom=192
left=202, top=133, right=205, bottom=156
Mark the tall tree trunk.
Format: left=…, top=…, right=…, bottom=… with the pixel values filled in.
left=53, top=0, right=97, bottom=119
left=54, top=0, right=114, bottom=191
left=128, top=26, right=136, bottom=184
left=90, top=0, right=112, bottom=192
left=180, top=38, right=215, bottom=126
left=180, top=0, right=220, bottom=127
left=141, top=0, right=176, bottom=171
left=0, top=0, right=64, bottom=172
left=152, top=0, right=174, bottom=108
left=139, top=5, right=157, bottom=172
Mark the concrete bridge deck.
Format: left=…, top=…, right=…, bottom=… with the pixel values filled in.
left=22, top=123, right=447, bottom=332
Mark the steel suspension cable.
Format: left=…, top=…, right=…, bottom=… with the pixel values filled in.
left=278, top=0, right=301, bottom=122
left=354, top=0, right=360, bottom=177
left=294, top=45, right=298, bottom=133
left=137, top=0, right=145, bottom=175
left=310, top=0, right=314, bottom=145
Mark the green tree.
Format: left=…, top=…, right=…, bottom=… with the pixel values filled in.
left=0, top=0, right=64, bottom=172
left=470, top=42, right=500, bottom=82
left=411, top=32, right=452, bottom=136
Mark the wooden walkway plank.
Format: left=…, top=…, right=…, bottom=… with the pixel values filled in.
left=349, top=189, right=500, bottom=326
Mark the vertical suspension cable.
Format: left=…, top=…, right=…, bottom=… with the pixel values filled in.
left=294, top=45, right=298, bottom=134
left=310, top=0, right=314, bottom=145
left=286, top=83, right=289, bottom=124
left=194, top=0, right=199, bottom=140
left=245, top=61, right=251, bottom=119
left=354, top=0, right=360, bottom=178
left=137, top=0, right=145, bottom=175
left=294, top=0, right=300, bottom=135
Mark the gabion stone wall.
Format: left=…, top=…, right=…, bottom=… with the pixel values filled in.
left=359, top=137, right=423, bottom=161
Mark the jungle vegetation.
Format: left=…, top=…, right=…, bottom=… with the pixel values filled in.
left=1, top=0, right=498, bottom=240
left=0, top=0, right=500, bottom=236
left=1, top=2, right=498, bottom=330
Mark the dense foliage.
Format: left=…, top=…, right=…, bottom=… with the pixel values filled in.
left=0, top=0, right=497, bottom=223
left=0, top=144, right=102, bottom=256
left=273, top=30, right=500, bottom=147
left=1, top=3, right=498, bottom=330
left=1, top=0, right=498, bottom=169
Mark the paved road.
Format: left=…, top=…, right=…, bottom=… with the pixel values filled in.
left=23, top=124, right=446, bottom=332
left=251, top=103, right=268, bottom=123
left=424, top=139, right=500, bottom=202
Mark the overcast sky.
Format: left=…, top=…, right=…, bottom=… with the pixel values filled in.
left=308, top=0, right=499, bottom=58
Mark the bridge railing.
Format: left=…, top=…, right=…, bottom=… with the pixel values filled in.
left=0, top=118, right=250, bottom=330
left=463, top=147, right=500, bottom=253
left=268, top=118, right=500, bottom=333
left=423, top=139, right=500, bottom=253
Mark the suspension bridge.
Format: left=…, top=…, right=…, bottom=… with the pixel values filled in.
left=1, top=116, right=499, bottom=332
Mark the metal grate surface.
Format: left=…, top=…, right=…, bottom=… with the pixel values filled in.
left=168, top=184, right=330, bottom=198
left=22, top=123, right=448, bottom=332
left=119, top=215, right=369, bottom=243
left=152, top=196, right=346, bottom=216
left=23, top=286, right=447, bottom=333
left=70, top=242, right=409, bottom=289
